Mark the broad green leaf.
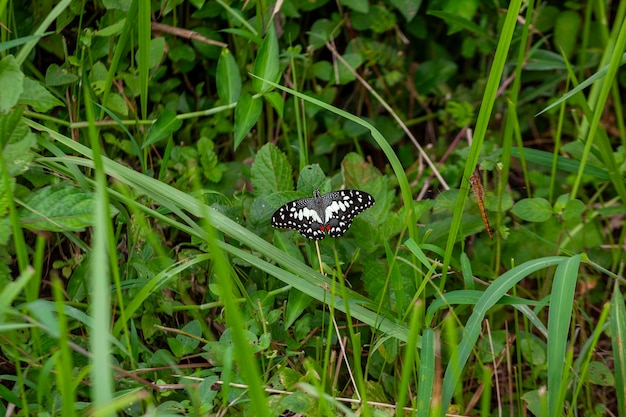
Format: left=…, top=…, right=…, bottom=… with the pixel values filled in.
left=0, top=108, right=36, bottom=176
left=19, top=78, right=64, bottom=112
left=284, top=289, right=313, bottom=329
left=387, top=0, right=421, bottom=21
left=250, top=143, right=293, bottom=195
left=233, top=93, right=262, bottom=150
left=340, top=0, right=368, bottom=13
left=554, top=10, right=580, bottom=59
left=45, top=64, right=78, bottom=86
left=104, top=92, right=129, bottom=116
left=0, top=55, right=24, bottom=112
left=511, top=198, right=553, bottom=222
left=296, top=165, right=327, bottom=194
left=216, top=48, right=241, bottom=104
left=342, top=152, right=379, bottom=187
left=414, top=59, right=458, bottom=95
left=135, top=37, right=166, bottom=70
left=144, top=110, right=182, bottom=148
left=19, top=185, right=119, bottom=232
left=308, top=18, right=337, bottom=50
left=337, top=53, right=363, bottom=84
left=264, top=91, right=283, bottom=117
left=585, top=361, right=614, bottom=386
left=252, top=23, right=280, bottom=94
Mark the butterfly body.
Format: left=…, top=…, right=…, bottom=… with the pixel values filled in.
left=271, top=189, right=375, bottom=240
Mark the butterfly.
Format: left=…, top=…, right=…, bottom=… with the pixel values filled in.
left=271, top=189, right=375, bottom=240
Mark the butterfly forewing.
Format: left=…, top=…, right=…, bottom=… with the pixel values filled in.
left=271, top=189, right=375, bottom=240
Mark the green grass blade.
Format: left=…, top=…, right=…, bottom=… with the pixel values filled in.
left=441, top=256, right=568, bottom=412
left=82, top=73, right=115, bottom=416
left=611, top=283, right=626, bottom=416
left=441, top=0, right=522, bottom=283
left=547, top=254, right=581, bottom=416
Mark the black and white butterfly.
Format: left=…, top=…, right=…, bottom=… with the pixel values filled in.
left=271, top=189, right=375, bottom=240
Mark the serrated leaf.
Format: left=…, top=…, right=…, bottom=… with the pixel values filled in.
left=511, top=198, right=553, bottom=222
left=19, top=185, right=119, bottom=232
left=216, top=48, right=241, bottom=104
left=143, top=110, right=182, bottom=148
left=250, top=143, right=293, bottom=195
left=296, top=165, right=327, bottom=194
left=341, top=152, right=379, bottom=187
left=0, top=55, right=24, bottom=112
left=252, top=23, right=280, bottom=93
left=198, top=137, right=223, bottom=183
left=19, top=78, right=63, bottom=112
left=233, top=93, right=262, bottom=150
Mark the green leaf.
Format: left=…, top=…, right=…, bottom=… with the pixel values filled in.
left=511, top=198, right=553, bottom=222
left=264, top=91, right=284, bottom=117
left=95, top=18, right=127, bottom=37
left=284, top=289, right=313, bottom=329
left=19, top=185, right=119, bottom=232
left=137, top=37, right=166, bottom=69
left=198, top=137, right=223, bottom=183
left=554, top=10, right=581, bottom=59
left=585, top=361, right=614, bottom=386
left=216, top=48, right=241, bottom=104
left=414, top=59, right=458, bottom=95
left=250, top=143, right=293, bottom=195
left=143, top=110, right=182, bottom=148
left=337, top=53, right=363, bottom=84
left=387, top=0, right=421, bottom=21
left=0, top=55, right=24, bottom=112
left=340, top=0, right=368, bottom=13
left=104, top=92, right=129, bottom=116
left=45, top=64, right=78, bottom=87
left=233, top=93, right=262, bottom=150
left=0, top=109, right=36, bottom=176
left=20, top=78, right=64, bottom=112
left=252, top=23, right=280, bottom=93
left=296, top=165, right=327, bottom=194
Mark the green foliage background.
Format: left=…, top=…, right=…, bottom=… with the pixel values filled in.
left=1, top=0, right=625, bottom=416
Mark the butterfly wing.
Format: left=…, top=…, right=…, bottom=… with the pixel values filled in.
left=271, top=196, right=327, bottom=240
left=322, top=190, right=375, bottom=237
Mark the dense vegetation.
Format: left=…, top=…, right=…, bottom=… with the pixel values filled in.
left=1, top=0, right=625, bottom=415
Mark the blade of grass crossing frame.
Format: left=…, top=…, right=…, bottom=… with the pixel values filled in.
left=203, top=212, right=271, bottom=416
left=395, top=301, right=425, bottom=417
left=610, top=283, right=626, bottom=415
left=441, top=0, right=522, bottom=286
left=52, top=278, right=76, bottom=417
left=440, top=256, right=568, bottom=412
left=547, top=254, right=581, bottom=416
left=416, top=329, right=437, bottom=417
left=83, top=71, right=115, bottom=416
left=137, top=0, right=150, bottom=120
